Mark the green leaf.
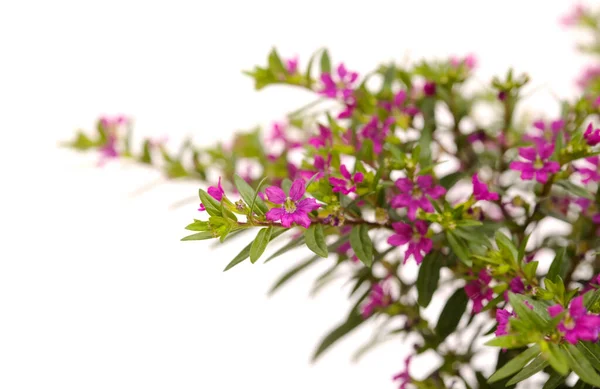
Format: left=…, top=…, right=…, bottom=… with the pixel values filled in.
left=312, top=310, right=363, bottom=361
left=495, top=231, right=518, bottom=263
left=488, top=344, right=540, bottom=383
left=508, top=293, right=548, bottom=330
left=223, top=229, right=286, bottom=271
left=269, top=255, right=320, bottom=295
left=584, top=288, right=600, bottom=311
left=435, top=288, right=468, bottom=338
left=185, top=220, right=210, bottom=231
left=250, top=227, right=272, bottom=263
left=199, top=189, right=222, bottom=217
left=304, top=49, right=319, bottom=86
left=485, top=335, right=529, bottom=349
left=320, top=49, right=332, bottom=74
left=555, top=179, right=594, bottom=199
left=506, top=355, right=549, bottom=385
left=233, top=174, right=269, bottom=216
left=350, top=225, right=373, bottom=267
left=544, top=342, right=570, bottom=376
left=563, top=343, right=600, bottom=386
left=268, top=47, right=286, bottom=75
left=181, top=231, right=214, bottom=241
left=542, top=372, right=566, bottom=389
left=446, top=231, right=472, bottom=266
left=518, top=233, right=530, bottom=263
left=547, top=247, right=569, bottom=283
left=305, top=224, right=328, bottom=258
left=416, top=251, right=443, bottom=307
left=439, top=171, right=465, bottom=190
left=264, top=236, right=306, bottom=263
left=577, top=342, right=600, bottom=372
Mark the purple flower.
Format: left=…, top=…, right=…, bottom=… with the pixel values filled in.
left=560, top=4, right=586, bottom=27
left=584, top=123, right=600, bottom=146
left=577, top=65, right=600, bottom=89
left=472, top=174, right=499, bottom=201
left=299, top=154, right=331, bottom=181
left=264, top=179, right=320, bottom=228
left=207, top=177, right=225, bottom=201
left=361, top=282, right=392, bottom=318
left=423, top=81, right=436, bottom=96
left=100, top=115, right=128, bottom=129
left=267, top=121, right=302, bottom=149
left=198, top=203, right=206, bottom=212
left=465, top=269, right=493, bottom=313
left=308, top=124, right=333, bottom=149
left=285, top=57, right=298, bottom=74
left=576, top=156, right=600, bottom=184
left=548, top=296, right=600, bottom=344
left=524, top=119, right=565, bottom=146
left=387, top=221, right=432, bottom=264
left=319, top=63, right=358, bottom=100
left=450, top=54, right=477, bottom=70
left=359, top=115, right=394, bottom=153
left=380, top=90, right=420, bottom=117
left=392, top=355, right=412, bottom=389
left=98, top=134, right=119, bottom=166
left=495, top=309, right=514, bottom=336
left=329, top=164, right=364, bottom=195
left=390, top=176, right=446, bottom=220
left=338, top=96, right=357, bottom=119
left=509, top=143, right=560, bottom=184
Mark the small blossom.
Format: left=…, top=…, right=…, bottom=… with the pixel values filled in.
left=338, top=96, right=357, bottom=119
left=576, top=156, right=600, bottom=184
left=548, top=296, right=600, bottom=344
left=392, top=355, right=412, bottom=389
left=299, top=154, right=331, bottom=181
left=198, top=203, right=206, bottom=212
left=423, top=81, right=436, bottom=96
left=361, top=281, right=392, bottom=318
left=381, top=90, right=420, bottom=117
left=498, top=90, right=507, bottom=101
left=308, top=124, right=333, bottom=149
left=329, top=164, right=364, bottom=195
left=387, top=221, right=432, bottom=264
left=524, top=119, right=565, bottom=146
left=100, top=115, right=128, bottom=129
left=391, top=176, right=446, bottom=220
left=509, top=143, right=560, bottom=184
left=450, top=54, right=477, bottom=70
left=267, top=121, right=302, bottom=149
left=472, top=174, right=499, bottom=201
left=359, top=116, right=394, bottom=153
left=584, top=123, right=600, bottom=146
left=98, top=134, right=119, bottom=166
left=319, top=63, right=358, bottom=100
left=495, top=309, right=514, bottom=336
left=285, top=57, right=298, bottom=74
left=465, top=269, right=493, bottom=313
left=265, top=179, right=320, bottom=228
left=207, top=177, right=225, bottom=201
left=560, top=4, right=586, bottom=27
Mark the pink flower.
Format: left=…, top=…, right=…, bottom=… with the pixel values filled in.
left=509, top=143, right=560, bottom=184
left=198, top=203, right=206, bottom=212
left=359, top=116, right=394, bottom=153
left=267, top=121, right=302, bottom=149
left=584, top=123, right=600, bottom=146
left=285, top=57, right=298, bottom=74
left=319, top=63, right=358, bottom=100
left=495, top=309, right=514, bottom=336
left=450, top=54, right=477, bottom=70
left=98, top=133, right=119, bottom=166
left=472, top=174, right=499, bottom=202
left=299, top=154, right=331, bottom=181
left=361, top=281, right=392, bottom=318
left=387, top=221, right=432, bottom=264
left=391, top=176, right=446, bottom=220
left=423, top=81, right=436, bottom=96
left=392, top=355, right=412, bottom=389
left=264, top=179, right=320, bottom=228
left=99, top=115, right=128, bottom=129
left=577, top=66, right=600, bottom=89
left=207, top=177, right=225, bottom=201
left=329, top=164, right=364, bottom=195
left=524, top=119, right=565, bottom=146
left=380, top=90, right=420, bottom=117
left=308, top=124, right=333, bottom=149
left=548, top=296, right=600, bottom=344
left=465, top=269, right=493, bottom=313
left=577, top=156, right=600, bottom=184
left=560, top=4, right=586, bottom=27
left=338, top=96, right=357, bottom=119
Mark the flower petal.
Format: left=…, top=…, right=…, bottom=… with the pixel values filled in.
left=265, top=186, right=286, bottom=204
left=266, top=207, right=285, bottom=221
left=289, top=179, right=305, bottom=201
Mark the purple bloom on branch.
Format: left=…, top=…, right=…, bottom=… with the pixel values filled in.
left=361, top=281, right=392, bottom=318
left=548, top=296, right=600, bottom=344
left=207, top=177, right=225, bottom=201
left=584, top=123, right=600, bottom=146
left=387, top=221, right=432, bottom=264
left=264, top=179, right=320, bottom=228
left=319, top=63, right=358, bottom=100
left=465, top=269, right=493, bottom=313
left=285, top=57, right=298, bottom=74
left=329, top=164, right=364, bottom=195
left=509, top=143, right=560, bottom=184
left=308, top=124, right=333, bottom=149
left=495, top=309, right=514, bottom=336
left=392, top=355, right=412, bottom=389
left=423, top=81, right=436, bottom=96
left=390, top=176, right=446, bottom=220
left=472, top=174, right=499, bottom=201
left=576, top=156, right=600, bottom=184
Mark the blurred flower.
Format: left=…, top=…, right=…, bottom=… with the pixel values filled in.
left=391, top=176, right=446, bottom=220
left=387, top=221, right=432, bottom=264
left=509, top=143, right=560, bottom=184
left=548, top=296, right=600, bottom=344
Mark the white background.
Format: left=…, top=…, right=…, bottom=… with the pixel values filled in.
left=0, top=1, right=594, bottom=388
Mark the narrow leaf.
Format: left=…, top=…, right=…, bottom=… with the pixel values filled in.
left=233, top=174, right=268, bottom=215
left=350, top=225, right=373, bottom=267
left=250, top=227, right=273, bottom=263
left=435, top=288, right=468, bottom=338
left=416, top=251, right=442, bottom=307
left=181, top=231, right=214, bottom=241
left=269, top=255, right=320, bottom=294
left=305, top=224, right=328, bottom=258
left=312, top=310, right=363, bottom=361
left=506, top=355, right=549, bottom=385
left=224, top=229, right=285, bottom=271
left=563, top=343, right=600, bottom=386
left=488, top=345, right=540, bottom=383
left=319, top=49, right=332, bottom=74
left=547, top=247, right=569, bottom=283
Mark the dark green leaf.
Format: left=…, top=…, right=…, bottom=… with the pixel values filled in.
left=506, top=355, right=548, bottom=385
left=181, top=231, right=214, bottom=241
left=577, top=342, right=600, bottom=372
left=488, top=345, right=540, bottom=383
left=312, top=310, right=363, bottom=361
left=547, top=247, right=569, bottom=283
left=435, top=288, right=468, bottom=338
left=305, top=224, right=328, bottom=258
left=416, top=251, right=443, bottom=307
left=223, top=229, right=286, bottom=271
left=350, top=225, right=373, bottom=267
left=555, top=179, right=594, bottom=199
left=563, top=343, right=600, bottom=386
left=509, top=293, right=548, bottom=330
left=542, top=372, right=566, bottom=389
left=485, top=335, right=529, bottom=349
left=268, top=255, right=320, bottom=295
left=250, top=227, right=273, bottom=263
left=439, top=171, right=465, bottom=190
left=446, top=231, right=472, bottom=266
left=545, top=342, right=570, bottom=376
left=199, top=189, right=222, bottom=217
left=495, top=231, right=518, bottom=263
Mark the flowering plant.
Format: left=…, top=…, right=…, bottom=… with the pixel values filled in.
left=64, top=6, right=600, bottom=388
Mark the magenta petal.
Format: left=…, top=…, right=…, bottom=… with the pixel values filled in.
left=388, top=234, right=410, bottom=247
left=569, top=296, right=586, bottom=317
left=520, top=168, right=535, bottom=180
left=519, top=147, right=537, bottom=161
left=292, top=212, right=311, bottom=228
left=289, top=179, right=305, bottom=201
left=340, top=164, right=351, bottom=180
left=395, top=178, right=413, bottom=193
left=265, top=186, right=286, bottom=204
left=390, top=194, right=411, bottom=208
left=536, top=171, right=548, bottom=184
left=539, top=143, right=555, bottom=160
left=548, top=304, right=563, bottom=317
left=280, top=213, right=294, bottom=228
left=545, top=161, right=560, bottom=173
left=353, top=172, right=364, bottom=183
left=416, top=175, right=434, bottom=189
left=266, top=207, right=285, bottom=222
left=414, top=220, right=428, bottom=235
left=296, top=198, right=320, bottom=212
left=391, top=222, right=413, bottom=238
